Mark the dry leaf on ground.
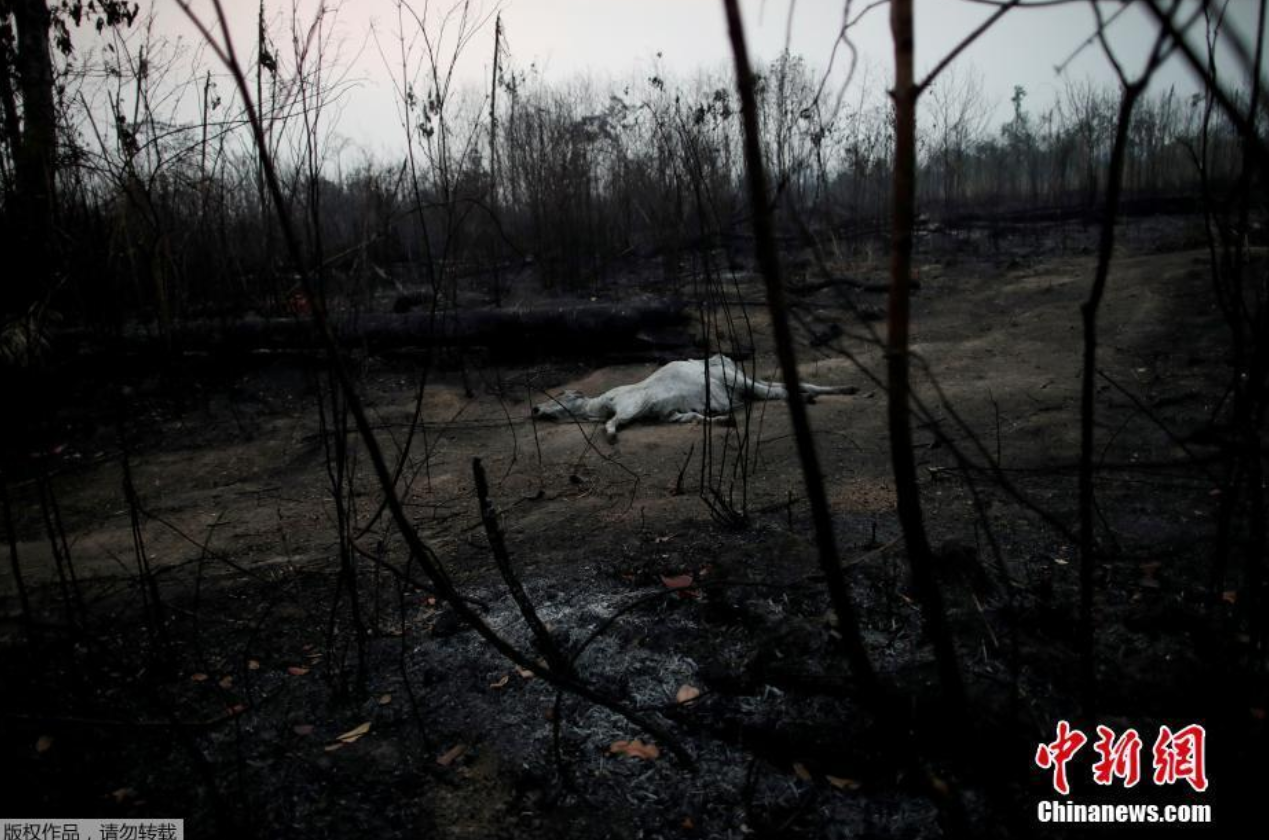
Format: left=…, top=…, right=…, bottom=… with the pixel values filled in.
left=335, top=722, right=371, bottom=744
left=609, top=739, right=660, bottom=760
left=661, top=574, right=693, bottom=590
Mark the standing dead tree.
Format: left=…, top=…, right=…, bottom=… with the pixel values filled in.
left=887, top=0, right=968, bottom=717
left=722, top=0, right=881, bottom=705
left=487, top=11, right=502, bottom=306
left=1, top=1, right=138, bottom=311
left=1144, top=0, right=1269, bottom=654
left=1077, top=2, right=1177, bottom=719
left=2, top=470, right=33, bottom=637
left=723, top=2, right=988, bottom=833
left=4, top=0, right=57, bottom=316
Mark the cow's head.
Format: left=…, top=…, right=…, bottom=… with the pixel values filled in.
left=532, top=389, right=588, bottom=421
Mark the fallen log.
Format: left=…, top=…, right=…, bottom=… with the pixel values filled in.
left=62, top=297, right=695, bottom=359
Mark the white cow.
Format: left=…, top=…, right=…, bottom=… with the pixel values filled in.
left=532, top=354, right=857, bottom=443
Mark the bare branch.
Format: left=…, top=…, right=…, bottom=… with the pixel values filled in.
left=916, top=0, right=1021, bottom=96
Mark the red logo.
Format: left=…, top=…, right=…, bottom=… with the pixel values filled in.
left=1035, top=720, right=1087, bottom=795
left=1091, top=726, right=1142, bottom=787
left=1036, top=722, right=1207, bottom=794
left=1152, top=724, right=1209, bottom=792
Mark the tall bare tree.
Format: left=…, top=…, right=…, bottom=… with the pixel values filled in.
left=1, top=0, right=136, bottom=315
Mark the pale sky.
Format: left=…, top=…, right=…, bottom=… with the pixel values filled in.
left=82, top=1, right=1267, bottom=159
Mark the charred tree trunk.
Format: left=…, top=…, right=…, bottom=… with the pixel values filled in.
left=888, top=0, right=966, bottom=717
left=488, top=13, right=502, bottom=308
left=721, top=0, right=881, bottom=702
left=1079, top=83, right=1144, bottom=719
left=1234, top=0, right=1267, bottom=649
left=1, top=471, right=33, bottom=637
left=0, top=18, right=23, bottom=202
left=7, top=0, right=56, bottom=313
left=63, top=299, right=692, bottom=357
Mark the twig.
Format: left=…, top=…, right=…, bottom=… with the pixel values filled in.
left=472, top=457, right=570, bottom=674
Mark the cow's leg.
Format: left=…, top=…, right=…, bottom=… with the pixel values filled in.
left=604, top=415, right=623, bottom=443
left=738, top=371, right=857, bottom=401
left=605, top=397, right=640, bottom=443
left=670, top=411, right=737, bottom=428
left=800, top=382, right=859, bottom=396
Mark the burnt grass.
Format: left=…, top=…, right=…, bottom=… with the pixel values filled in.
left=1, top=216, right=1266, bottom=838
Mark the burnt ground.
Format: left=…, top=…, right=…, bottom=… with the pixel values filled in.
left=1, top=217, right=1265, bottom=838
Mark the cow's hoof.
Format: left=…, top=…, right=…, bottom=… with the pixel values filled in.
left=721, top=414, right=737, bottom=427
left=606, top=431, right=619, bottom=445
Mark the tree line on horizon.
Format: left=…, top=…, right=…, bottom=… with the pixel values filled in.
left=0, top=2, right=1251, bottom=330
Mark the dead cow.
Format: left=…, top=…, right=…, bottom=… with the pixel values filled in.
left=532, top=354, right=857, bottom=443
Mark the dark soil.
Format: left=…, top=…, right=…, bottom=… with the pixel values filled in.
left=1, top=217, right=1264, bottom=838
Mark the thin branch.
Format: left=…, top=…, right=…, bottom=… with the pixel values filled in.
left=916, top=0, right=1021, bottom=96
